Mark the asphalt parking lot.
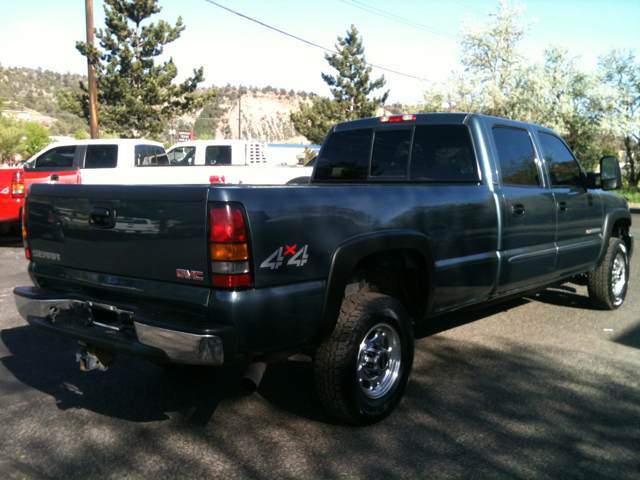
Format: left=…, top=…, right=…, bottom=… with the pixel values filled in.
left=1, top=223, right=639, bottom=479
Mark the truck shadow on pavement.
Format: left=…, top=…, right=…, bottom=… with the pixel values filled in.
left=0, top=325, right=254, bottom=426
left=2, top=316, right=639, bottom=478
left=0, top=286, right=607, bottom=429
left=0, top=230, right=22, bottom=248
left=613, top=322, right=640, bottom=350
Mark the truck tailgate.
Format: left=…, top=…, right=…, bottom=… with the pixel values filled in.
left=27, top=184, right=210, bottom=286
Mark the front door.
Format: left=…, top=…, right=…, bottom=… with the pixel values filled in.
left=537, top=132, right=603, bottom=275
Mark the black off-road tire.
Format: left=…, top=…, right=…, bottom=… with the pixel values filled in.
left=313, top=292, right=414, bottom=425
left=587, top=238, right=629, bottom=310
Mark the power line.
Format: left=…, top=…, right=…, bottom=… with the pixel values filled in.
left=339, top=0, right=458, bottom=40
left=448, top=0, right=487, bottom=16
left=203, top=0, right=426, bottom=81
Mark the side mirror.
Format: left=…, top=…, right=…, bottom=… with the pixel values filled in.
left=600, top=156, right=621, bottom=191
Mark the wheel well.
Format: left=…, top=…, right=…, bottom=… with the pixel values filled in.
left=612, top=218, right=632, bottom=251
left=346, top=249, right=429, bottom=322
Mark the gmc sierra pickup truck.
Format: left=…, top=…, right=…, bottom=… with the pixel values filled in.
left=14, top=113, right=633, bottom=425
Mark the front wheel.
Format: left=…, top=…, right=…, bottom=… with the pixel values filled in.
left=587, top=238, right=629, bottom=310
left=314, top=292, right=414, bottom=425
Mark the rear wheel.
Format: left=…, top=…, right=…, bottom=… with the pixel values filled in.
left=314, top=292, right=414, bottom=425
left=587, top=238, right=629, bottom=310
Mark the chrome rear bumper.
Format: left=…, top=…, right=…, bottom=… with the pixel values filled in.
left=13, top=288, right=224, bottom=366
left=134, top=322, right=223, bottom=365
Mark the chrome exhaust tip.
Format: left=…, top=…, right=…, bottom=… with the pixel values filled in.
left=241, top=361, right=267, bottom=392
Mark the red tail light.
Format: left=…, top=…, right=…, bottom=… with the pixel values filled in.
left=11, top=171, right=25, bottom=198
left=209, top=203, right=251, bottom=288
left=22, top=199, right=30, bottom=259
left=210, top=175, right=226, bottom=184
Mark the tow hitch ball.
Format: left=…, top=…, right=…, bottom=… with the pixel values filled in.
left=76, top=343, right=114, bottom=371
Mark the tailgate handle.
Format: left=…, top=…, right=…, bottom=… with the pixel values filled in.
left=90, top=206, right=116, bottom=229
left=50, top=174, right=59, bottom=181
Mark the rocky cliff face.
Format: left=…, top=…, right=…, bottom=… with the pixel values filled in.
left=179, top=89, right=313, bottom=144
left=221, top=91, right=309, bottom=143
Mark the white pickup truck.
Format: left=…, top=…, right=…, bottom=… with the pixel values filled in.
left=165, top=140, right=313, bottom=185
left=23, top=139, right=313, bottom=186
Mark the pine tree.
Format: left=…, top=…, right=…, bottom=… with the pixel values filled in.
left=291, top=25, right=388, bottom=144
left=59, top=0, right=215, bottom=138
left=323, top=25, right=388, bottom=120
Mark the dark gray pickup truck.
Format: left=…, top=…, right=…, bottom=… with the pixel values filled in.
left=14, top=113, right=633, bottom=425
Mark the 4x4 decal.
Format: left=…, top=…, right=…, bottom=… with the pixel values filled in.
left=260, top=244, right=309, bottom=270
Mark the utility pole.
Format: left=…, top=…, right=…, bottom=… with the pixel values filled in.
left=238, top=93, right=242, bottom=140
left=85, top=0, right=99, bottom=138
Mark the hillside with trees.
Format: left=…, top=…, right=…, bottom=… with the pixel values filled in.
left=0, top=64, right=329, bottom=145
left=0, top=64, right=89, bottom=135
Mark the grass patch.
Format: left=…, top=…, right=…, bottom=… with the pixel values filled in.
left=613, top=188, right=640, bottom=203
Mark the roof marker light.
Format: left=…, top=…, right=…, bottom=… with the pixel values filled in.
left=379, top=114, right=416, bottom=123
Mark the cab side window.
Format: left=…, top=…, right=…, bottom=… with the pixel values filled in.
left=85, top=145, right=118, bottom=169
left=205, top=146, right=232, bottom=165
left=154, top=146, right=169, bottom=165
left=410, top=125, right=478, bottom=182
left=168, top=147, right=195, bottom=165
left=538, top=133, right=582, bottom=187
left=135, top=145, right=157, bottom=166
left=34, top=146, right=77, bottom=169
left=493, top=127, right=540, bottom=186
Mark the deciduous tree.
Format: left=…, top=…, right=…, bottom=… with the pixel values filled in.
left=422, top=1, right=609, bottom=171
left=595, top=49, right=640, bottom=186
left=23, top=122, right=51, bottom=157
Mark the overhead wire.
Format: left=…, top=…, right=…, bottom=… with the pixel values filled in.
left=339, top=0, right=458, bottom=40
left=203, top=0, right=427, bottom=81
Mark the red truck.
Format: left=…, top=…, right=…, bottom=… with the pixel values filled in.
left=1, top=142, right=88, bottom=234
left=0, top=167, right=25, bottom=234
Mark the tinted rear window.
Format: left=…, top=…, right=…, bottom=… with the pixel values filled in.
left=371, top=129, right=411, bottom=177
left=410, top=125, right=478, bottom=182
left=84, top=145, right=118, bottom=169
left=315, top=129, right=372, bottom=181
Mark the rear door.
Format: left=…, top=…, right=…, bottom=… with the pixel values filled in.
left=26, top=184, right=211, bottom=286
left=492, top=126, right=558, bottom=293
left=24, top=144, right=81, bottom=190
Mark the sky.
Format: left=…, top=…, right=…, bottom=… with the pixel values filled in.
left=1, top=0, right=639, bottom=106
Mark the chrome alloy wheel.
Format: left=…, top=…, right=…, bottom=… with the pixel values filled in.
left=611, top=251, right=627, bottom=300
left=357, top=322, right=402, bottom=399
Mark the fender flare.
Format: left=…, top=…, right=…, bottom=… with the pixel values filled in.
left=313, top=230, right=436, bottom=343
left=597, top=208, right=632, bottom=266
